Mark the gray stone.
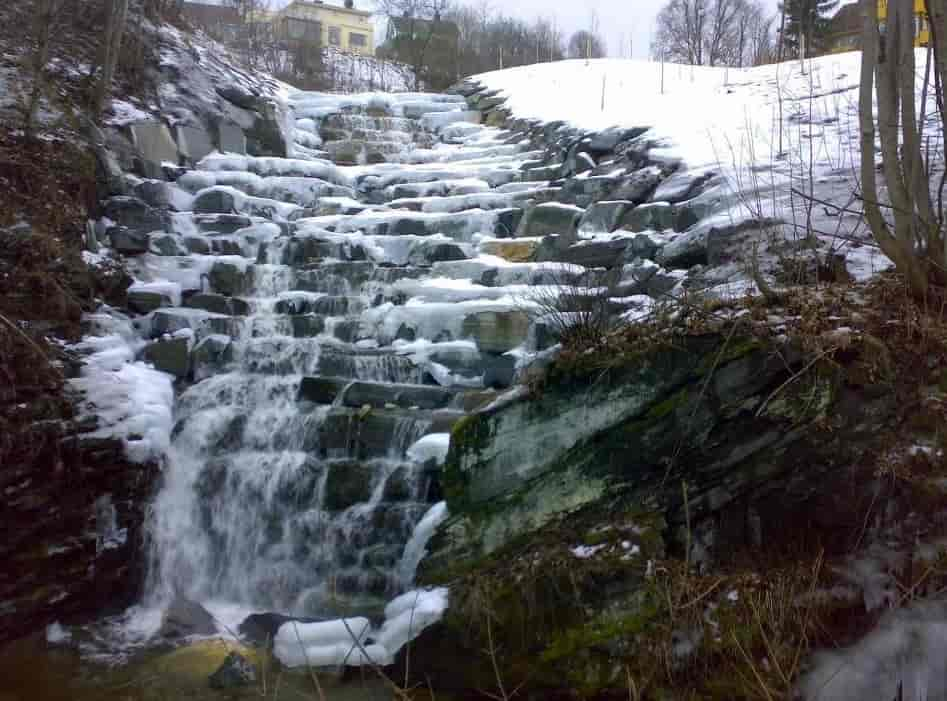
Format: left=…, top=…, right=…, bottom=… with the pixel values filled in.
left=610, top=166, right=663, bottom=204
left=516, top=203, right=583, bottom=241
left=587, top=126, right=649, bottom=152
left=193, top=189, right=237, bottom=214
left=109, top=227, right=150, bottom=254
left=578, top=200, right=633, bottom=234
left=621, top=202, right=675, bottom=233
left=408, top=241, right=467, bottom=265
left=218, top=121, right=247, bottom=155
left=574, top=152, right=597, bottom=174
left=494, top=208, right=524, bottom=237
left=127, top=290, right=172, bottom=314
left=706, top=219, right=777, bottom=267
left=298, top=377, right=348, bottom=404
left=657, top=229, right=710, bottom=268
left=194, top=213, right=253, bottom=234
left=185, top=293, right=250, bottom=316
left=324, top=460, right=376, bottom=510
left=209, top=651, right=256, bottom=689
left=651, top=169, right=719, bottom=204
left=290, top=315, right=327, bottom=337
left=208, top=261, right=249, bottom=296
left=625, top=232, right=664, bottom=260
left=245, top=99, right=290, bottom=158
left=557, top=239, right=630, bottom=268
left=134, top=180, right=173, bottom=210
left=183, top=236, right=211, bottom=254
left=483, top=354, right=517, bottom=389
left=149, top=233, right=187, bottom=256
left=461, top=311, right=530, bottom=354
left=158, top=596, right=216, bottom=638
left=129, top=122, right=180, bottom=173
left=191, top=335, right=233, bottom=380
left=103, top=196, right=165, bottom=232
left=176, top=125, right=215, bottom=164
left=144, top=337, right=191, bottom=378
left=343, top=381, right=454, bottom=410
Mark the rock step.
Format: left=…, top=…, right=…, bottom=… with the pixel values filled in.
left=311, top=406, right=463, bottom=460
left=298, top=377, right=458, bottom=410
left=320, top=127, right=417, bottom=145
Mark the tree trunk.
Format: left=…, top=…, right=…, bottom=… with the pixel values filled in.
left=24, top=0, right=58, bottom=141
left=93, top=0, right=129, bottom=121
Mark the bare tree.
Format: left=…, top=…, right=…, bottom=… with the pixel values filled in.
left=858, top=0, right=947, bottom=295
left=566, top=29, right=606, bottom=59
left=93, top=0, right=129, bottom=120
left=377, top=0, right=452, bottom=89
left=652, top=0, right=774, bottom=66
left=24, top=0, right=69, bottom=140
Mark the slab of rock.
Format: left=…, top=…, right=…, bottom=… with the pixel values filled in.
left=144, top=337, right=191, bottom=378
left=578, top=200, right=634, bottom=234
left=621, top=202, right=675, bottom=233
left=217, top=121, right=247, bottom=154
left=109, top=227, right=151, bottom=255
left=176, top=125, right=215, bottom=164
left=610, top=166, right=663, bottom=204
left=129, top=122, right=180, bottom=176
left=128, top=289, right=173, bottom=314
left=479, top=239, right=539, bottom=262
left=185, top=293, right=250, bottom=317
left=462, top=310, right=530, bottom=354
left=557, top=239, right=630, bottom=269
left=516, top=203, right=583, bottom=240
left=158, top=596, right=217, bottom=638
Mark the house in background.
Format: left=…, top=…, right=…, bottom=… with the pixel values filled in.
left=824, top=0, right=932, bottom=55
left=273, top=0, right=374, bottom=54
left=878, top=0, right=931, bottom=46
left=824, top=2, right=862, bottom=54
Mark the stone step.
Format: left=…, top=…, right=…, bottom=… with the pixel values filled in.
left=325, top=140, right=409, bottom=165
left=322, top=113, right=418, bottom=134
left=298, top=377, right=457, bottom=410
left=311, top=406, right=463, bottom=460
left=321, top=127, right=416, bottom=145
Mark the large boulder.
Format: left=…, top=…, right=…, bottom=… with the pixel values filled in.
left=578, top=200, right=634, bottom=234
left=158, top=596, right=217, bottom=638
left=609, top=166, right=664, bottom=204
left=516, top=203, right=583, bottom=240
left=245, top=99, right=291, bottom=158
left=144, top=337, right=191, bottom=378
left=461, top=311, right=531, bottom=354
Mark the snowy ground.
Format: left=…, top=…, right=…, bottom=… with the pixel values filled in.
left=472, top=54, right=928, bottom=282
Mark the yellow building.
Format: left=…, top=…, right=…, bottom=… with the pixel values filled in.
left=273, top=0, right=373, bottom=55
left=878, top=0, right=931, bottom=46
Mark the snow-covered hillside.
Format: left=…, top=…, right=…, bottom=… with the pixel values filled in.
left=470, top=54, right=945, bottom=282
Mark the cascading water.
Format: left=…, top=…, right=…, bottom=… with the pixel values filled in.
left=137, top=91, right=541, bottom=635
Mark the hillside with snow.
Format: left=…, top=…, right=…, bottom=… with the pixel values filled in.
left=470, top=54, right=924, bottom=282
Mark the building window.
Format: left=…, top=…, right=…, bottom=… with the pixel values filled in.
left=328, top=26, right=341, bottom=45
left=349, top=32, right=367, bottom=47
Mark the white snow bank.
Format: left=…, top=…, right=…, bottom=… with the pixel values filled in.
left=798, top=599, right=947, bottom=701
left=407, top=433, right=450, bottom=466
left=68, top=310, right=174, bottom=464
left=274, top=587, right=448, bottom=668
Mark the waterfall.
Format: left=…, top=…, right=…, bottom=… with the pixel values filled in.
left=135, top=90, right=532, bottom=626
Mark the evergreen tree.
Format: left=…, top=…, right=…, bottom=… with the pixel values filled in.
left=779, top=0, right=839, bottom=57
